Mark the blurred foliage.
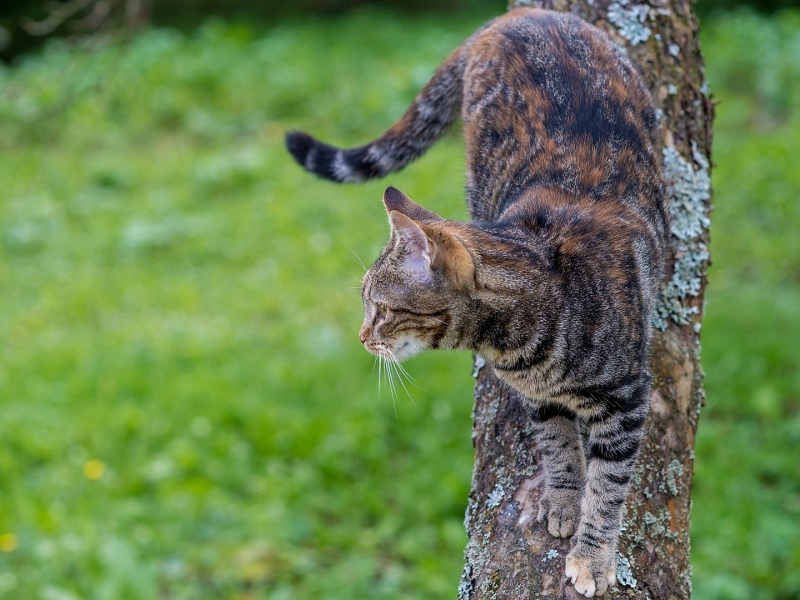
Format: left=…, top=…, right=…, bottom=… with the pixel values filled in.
left=0, top=6, right=799, bottom=600
left=149, top=0, right=506, bottom=21
left=693, top=13, right=800, bottom=597
left=0, top=0, right=795, bottom=63
left=1, top=0, right=504, bottom=63
left=697, top=0, right=800, bottom=14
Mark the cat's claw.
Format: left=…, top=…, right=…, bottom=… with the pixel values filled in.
left=537, top=490, right=580, bottom=538
left=565, top=546, right=617, bottom=598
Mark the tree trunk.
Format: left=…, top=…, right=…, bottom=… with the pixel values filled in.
left=459, top=1, right=714, bottom=599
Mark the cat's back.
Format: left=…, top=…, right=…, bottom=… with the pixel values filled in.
left=462, top=8, right=667, bottom=246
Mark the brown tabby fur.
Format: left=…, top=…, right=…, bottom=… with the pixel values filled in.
left=287, top=8, right=668, bottom=597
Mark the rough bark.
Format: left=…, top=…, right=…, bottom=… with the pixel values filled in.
left=460, top=1, right=714, bottom=599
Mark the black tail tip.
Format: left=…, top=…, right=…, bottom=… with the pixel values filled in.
left=285, top=130, right=316, bottom=167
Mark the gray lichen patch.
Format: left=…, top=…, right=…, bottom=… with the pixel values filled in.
left=655, top=143, right=711, bottom=330
left=616, top=553, right=638, bottom=588
left=472, top=354, right=486, bottom=378
left=463, top=536, right=489, bottom=587
left=666, top=144, right=711, bottom=242
left=667, top=458, right=684, bottom=495
left=642, top=510, right=667, bottom=537
left=487, top=483, right=506, bottom=508
left=476, top=394, right=501, bottom=428
left=542, top=549, right=559, bottom=562
left=458, top=563, right=474, bottom=600
left=608, top=0, right=652, bottom=45
left=659, top=506, right=677, bottom=539
left=464, top=499, right=478, bottom=531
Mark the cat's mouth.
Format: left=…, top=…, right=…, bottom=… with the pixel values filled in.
left=364, top=339, right=420, bottom=362
left=364, top=341, right=399, bottom=359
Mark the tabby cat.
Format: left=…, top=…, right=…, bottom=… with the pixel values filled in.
left=286, top=8, right=667, bottom=597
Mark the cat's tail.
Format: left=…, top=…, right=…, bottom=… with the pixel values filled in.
left=285, top=46, right=465, bottom=183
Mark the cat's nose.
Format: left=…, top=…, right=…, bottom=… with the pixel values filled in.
left=359, top=326, right=368, bottom=344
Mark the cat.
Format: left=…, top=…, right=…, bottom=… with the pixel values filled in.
left=286, top=7, right=668, bottom=598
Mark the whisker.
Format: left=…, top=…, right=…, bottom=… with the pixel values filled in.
left=385, top=348, right=421, bottom=388
left=398, top=364, right=424, bottom=391
left=345, top=271, right=365, bottom=284
left=385, top=346, right=406, bottom=369
left=386, top=357, right=398, bottom=399
left=383, top=354, right=398, bottom=419
left=389, top=358, right=419, bottom=409
left=390, top=355, right=418, bottom=384
left=384, top=349, right=423, bottom=407
left=343, top=244, right=368, bottom=273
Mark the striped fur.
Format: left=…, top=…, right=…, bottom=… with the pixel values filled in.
left=286, top=45, right=466, bottom=183
left=288, top=9, right=668, bottom=598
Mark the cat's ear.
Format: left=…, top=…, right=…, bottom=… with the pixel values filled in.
left=426, top=224, right=475, bottom=291
left=390, top=211, right=475, bottom=291
left=389, top=211, right=433, bottom=281
left=383, top=187, right=443, bottom=223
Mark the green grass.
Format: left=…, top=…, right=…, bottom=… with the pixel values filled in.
left=691, top=10, right=800, bottom=600
left=0, top=7, right=798, bottom=600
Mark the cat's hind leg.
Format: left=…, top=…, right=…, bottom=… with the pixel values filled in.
left=530, top=403, right=585, bottom=539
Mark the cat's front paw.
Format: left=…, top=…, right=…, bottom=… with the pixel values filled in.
left=565, top=545, right=616, bottom=598
left=536, top=489, right=580, bottom=538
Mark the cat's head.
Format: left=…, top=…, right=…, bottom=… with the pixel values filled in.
left=359, top=187, right=475, bottom=361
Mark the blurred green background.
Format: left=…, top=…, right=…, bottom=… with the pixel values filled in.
left=0, top=2, right=799, bottom=599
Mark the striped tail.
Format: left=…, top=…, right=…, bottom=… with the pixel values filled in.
left=286, top=46, right=465, bottom=183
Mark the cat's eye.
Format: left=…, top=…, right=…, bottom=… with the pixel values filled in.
left=375, top=304, right=387, bottom=321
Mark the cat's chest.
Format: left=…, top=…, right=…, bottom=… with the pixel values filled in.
left=483, top=344, right=571, bottom=403
left=494, top=363, right=569, bottom=402
left=492, top=365, right=598, bottom=417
